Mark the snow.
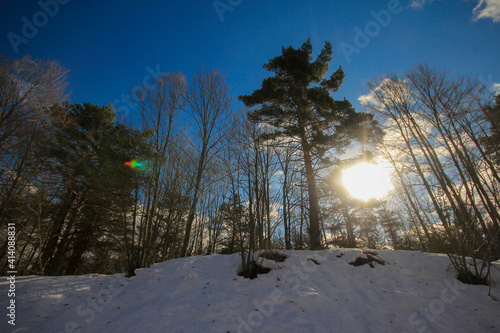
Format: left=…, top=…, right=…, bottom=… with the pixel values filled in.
left=2, top=249, right=500, bottom=333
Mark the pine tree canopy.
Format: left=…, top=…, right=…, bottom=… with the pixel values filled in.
left=239, top=38, right=382, bottom=159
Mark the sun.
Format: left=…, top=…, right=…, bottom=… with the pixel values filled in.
left=342, top=162, right=391, bottom=201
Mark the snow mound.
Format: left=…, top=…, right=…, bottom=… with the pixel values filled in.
left=2, top=249, right=500, bottom=332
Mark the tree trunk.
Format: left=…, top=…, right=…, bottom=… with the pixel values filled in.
left=181, top=149, right=205, bottom=257
left=40, top=188, right=76, bottom=274
left=299, top=121, right=322, bottom=250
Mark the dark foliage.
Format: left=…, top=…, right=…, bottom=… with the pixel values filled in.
left=307, top=258, right=320, bottom=265
left=349, top=252, right=387, bottom=268
left=238, top=261, right=271, bottom=279
left=260, top=251, right=288, bottom=262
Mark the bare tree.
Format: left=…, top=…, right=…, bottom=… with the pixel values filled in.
left=181, top=69, right=231, bottom=257
left=363, top=64, right=499, bottom=283
left=0, top=54, right=69, bottom=148
left=127, top=72, right=186, bottom=270
left=0, top=55, right=69, bottom=269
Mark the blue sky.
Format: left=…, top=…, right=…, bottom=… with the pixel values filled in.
left=1, top=0, right=499, bottom=119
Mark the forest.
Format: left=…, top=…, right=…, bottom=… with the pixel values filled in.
left=1, top=40, right=499, bottom=283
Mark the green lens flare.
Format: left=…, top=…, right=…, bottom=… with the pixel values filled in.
left=125, top=159, right=148, bottom=170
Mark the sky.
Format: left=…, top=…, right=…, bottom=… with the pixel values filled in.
left=1, top=0, right=499, bottom=122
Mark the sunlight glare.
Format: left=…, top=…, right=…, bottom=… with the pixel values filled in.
left=342, top=162, right=391, bottom=201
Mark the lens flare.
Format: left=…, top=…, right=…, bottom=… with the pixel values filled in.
left=125, top=159, right=147, bottom=170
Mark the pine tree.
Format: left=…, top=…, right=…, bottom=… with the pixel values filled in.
left=219, top=194, right=246, bottom=254
left=239, top=39, right=382, bottom=250
left=38, top=103, right=149, bottom=274
left=377, top=206, right=402, bottom=249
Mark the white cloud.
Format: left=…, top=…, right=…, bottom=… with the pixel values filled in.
left=358, top=91, right=378, bottom=107
left=492, top=83, right=500, bottom=95
left=358, top=78, right=413, bottom=110
left=358, top=78, right=390, bottom=108
left=411, top=0, right=500, bottom=23
left=472, top=0, right=500, bottom=22
left=410, top=0, right=438, bottom=9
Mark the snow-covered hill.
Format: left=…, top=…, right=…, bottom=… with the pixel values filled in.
left=2, top=249, right=500, bottom=333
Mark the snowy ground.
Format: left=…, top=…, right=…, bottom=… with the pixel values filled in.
left=2, top=249, right=500, bottom=333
